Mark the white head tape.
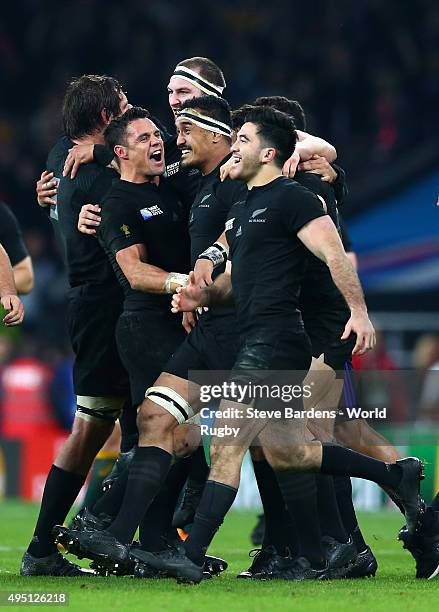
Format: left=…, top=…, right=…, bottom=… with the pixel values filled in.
left=177, top=108, right=232, bottom=138
left=171, top=65, right=224, bottom=97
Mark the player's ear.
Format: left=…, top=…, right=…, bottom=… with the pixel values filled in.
left=211, top=131, right=222, bottom=144
left=260, top=147, right=276, bottom=164
left=114, top=145, right=128, bottom=160
left=100, top=108, right=112, bottom=126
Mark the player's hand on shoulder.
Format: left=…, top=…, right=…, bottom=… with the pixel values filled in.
left=341, top=310, right=376, bottom=356
left=282, top=149, right=300, bottom=178
left=220, top=157, right=234, bottom=182
left=182, top=311, right=197, bottom=334
left=298, top=155, right=338, bottom=183
left=36, top=170, right=57, bottom=207
left=1, top=294, right=24, bottom=326
left=78, top=204, right=102, bottom=235
left=63, top=144, right=94, bottom=178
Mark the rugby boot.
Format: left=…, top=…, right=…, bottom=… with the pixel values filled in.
left=20, top=550, right=93, bottom=577
left=204, top=554, right=228, bottom=576
left=322, top=535, right=357, bottom=569
left=237, top=545, right=281, bottom=579
left=102, top=447, right=135, bottom=492
left=344, top=546, right=378, bottom=578
left=71, top=507, right=112, bottom=532
left=172, top=485, right=204, bottom=528
left=273, top=556, right=337, bottom=581
left=399, top=522, right=439, bottom=579
left=130, top=544, right=203, bottom=584
left=387, top=458, right=425, bottom=534
left=54, top=527, right=130, bottom=572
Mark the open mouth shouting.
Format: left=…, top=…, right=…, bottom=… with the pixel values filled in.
left=149, top=147, right=164, bottom=169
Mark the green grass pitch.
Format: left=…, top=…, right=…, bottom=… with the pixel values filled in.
left=0, top=501, right=436, bottom=611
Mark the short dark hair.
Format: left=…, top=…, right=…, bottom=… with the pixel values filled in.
left=231, top=104, right=256, bottom=131
left=244, top=106, right=297, bottom=167
left=104, top=106, right=151, bottom=155
left=62, top=75, right=124, bottom=139
left=253, top=96, right=306, bottom=131
left=177, top=57, right=226, bottom=90
left=179, top=95, right=232, bottom=140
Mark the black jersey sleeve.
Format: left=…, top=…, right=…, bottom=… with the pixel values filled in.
left=294, top=172, right=339, bottom=228
left=331, top=163, right=348, bottom=206
left=93, top=145, right=114, bottom=168
left=99, top=197, right=145, bottom=255
left=0, top=202, right=29, bottom=265
left=284, top=183, right=327, bottom=235
left=215, top=179, right=245, bottom=210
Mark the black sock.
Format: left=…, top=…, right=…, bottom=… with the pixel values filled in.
left=91, top=468, right=129, bottom=517
left=184, top=480, right=237, bottom=566
left=186, top=446, right=209, bottom=488
left=119, top=401, right=139, bottom=452
left=108, top=446, right=172, bottom=544
left=333, top=476, right=367, bottom=552
left=28, top=465, right=85, bottom=558
left=432, top=493, right=439, bottom=511
left=321, top=443, right=402, bottom=488
left=139, top=459, right=192, bottom=551
left=253, top=459, right=298, bottom=556
left=316, top=475, right=348, bottom=543
left=275, top=472, right=325, bottom=568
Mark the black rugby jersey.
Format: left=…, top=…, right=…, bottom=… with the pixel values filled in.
left=0, top=201, right=28, bottom=266
left=295, top=171, right=349, bottom=318
left=98, top=178, right=190, bottom=309
left=46, top=136, right=121, bottom=294
left=189, top=157, right=245, bottom=271
left=225, top=175, right=326, bottom=334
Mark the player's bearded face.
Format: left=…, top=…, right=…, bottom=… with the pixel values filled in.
left=167, top=77, right=203, bottom=115
left=176, top=120, right=210, bottom=169
left=123, top=118, right=165, bottom=177
left=229, top=122, right=262, bottom=181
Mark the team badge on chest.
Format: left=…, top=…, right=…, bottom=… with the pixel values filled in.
left=140, top=205, right=164, bottom=220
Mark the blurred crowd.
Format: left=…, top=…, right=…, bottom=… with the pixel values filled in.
left=0, top=0, right=438, bottom=429
left=1, top=0, right=438, bottom=229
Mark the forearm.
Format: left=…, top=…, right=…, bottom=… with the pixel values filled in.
left=13, top=257, right=34, bottom=294
left=200, top=272, right=233, bottom=307
left=127, top=260, right=183, bottom=294
left=326, top=254, right=367, bottom=313
left=0, top=246, right=17, bottom=297
left=296, top=131, right=337, bottom=162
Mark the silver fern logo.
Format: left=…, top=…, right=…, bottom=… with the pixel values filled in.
left=249, top=207, right=267, bottom=223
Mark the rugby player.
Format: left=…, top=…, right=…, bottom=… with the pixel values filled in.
left=21, top=75, right=132, bottom=577
left=63, top=104, right=423, bottom=584
left=150, top=106, right=424, bottom=583
left=59, top=58, right=341, bottom=530
left=0, top=202, right=34, bottom=294
left=0, top=243, right=25, bottom=326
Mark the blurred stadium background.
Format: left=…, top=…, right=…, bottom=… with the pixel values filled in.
left=0, top=0, right=438, bottom=508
